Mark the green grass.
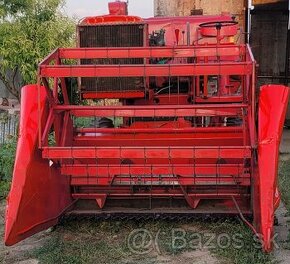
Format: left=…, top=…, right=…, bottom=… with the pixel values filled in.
left=279, top=160, right=290, bottom=213
left=31, top=220, right=137, bottom=264
left=32, top=236, right=128, bottom=264
left=29, top=217, right=276, bottom=264
left=31, top=219, right=198, bottom=263
left=209, top=220, right=276, bottom=264
left=279, top=159, right=290, bottom=250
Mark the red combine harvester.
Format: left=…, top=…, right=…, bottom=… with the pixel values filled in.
left=4, top=1, right=289, bottom=252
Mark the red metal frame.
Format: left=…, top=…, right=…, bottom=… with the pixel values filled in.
left=4, top=7, right=290, bottom=254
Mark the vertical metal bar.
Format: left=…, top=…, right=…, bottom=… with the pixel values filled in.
left=242, top=108, right=247, bottom=146
left=196, top=76, right=200, bottom=97
left=246, top=0, right=253, bottom=44
left=186, top=22, right=191, bottom=46
left=8, top=116, right=11, bottom=136
left=37, top=76, right=42, bottom=148
left=41, top=77, right=55, bottom=105
left=55, top=56, right=70, bottom=105
left=204, top=75, right=208, bottom=98
left=41, top=110, right=55, bottom=146
left=242, top=75, right=246, bottom=103
left=53, top=78, right=58, bottom=101
left=251, top=62, right=257, bottom=147
left=169, top=67, right=171, bottom=102
left=60, top=112, right=70, bottom=147
left=177, top=76, right=180, bottom=105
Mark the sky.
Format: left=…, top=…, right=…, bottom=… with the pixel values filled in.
left=65, top=0, right=154, bottom=19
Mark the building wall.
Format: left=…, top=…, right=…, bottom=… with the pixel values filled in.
left=154, top=0, right=246, bottom=26
left=251, top=10, right=288, bottom=77
left=154, top=0, right=287, bottom=27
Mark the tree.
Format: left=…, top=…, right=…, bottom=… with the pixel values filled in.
left=0, top=0, right=75, bottom=99
left=0, top=0, right=33, bottom=17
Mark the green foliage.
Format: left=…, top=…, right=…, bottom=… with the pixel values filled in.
left=0, top=137, right=17, bottom=181
left=74, top=117, right=95, bottom=128
left=0, top=137, right=17, bottom=200
left=0, top=111, right=9, bottom=123
left=0, top=180, right=11, bottom=200
left=0, top=0, right=75, bottom=98
left=0, top=0, right=33, bottom=17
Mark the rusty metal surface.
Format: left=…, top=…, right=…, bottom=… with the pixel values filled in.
left=154, top=0, right=245, bottom=26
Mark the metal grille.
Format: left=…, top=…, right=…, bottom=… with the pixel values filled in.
left=79, top=24, right=145, bottom=93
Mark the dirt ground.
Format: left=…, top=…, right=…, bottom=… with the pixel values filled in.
left=1, top=201, right=290, bottom=264
left=0, top=201, right=49, bottom=264
left=274, top=203, right=290, bottom=264
left=280, top=129, right=290, bottom=155
left=0, top=198, right=287, bottom=264
left=0, top=200, right=220, bottom=264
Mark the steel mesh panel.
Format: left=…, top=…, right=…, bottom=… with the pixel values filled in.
left=79, top=24, right=145, bottom=92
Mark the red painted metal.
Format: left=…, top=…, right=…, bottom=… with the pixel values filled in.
left=58, top=46, right=244, bottom=59
left=4, top=1, right=290, bottom=253
left=40, top=63, right=252, bottom=78
left=108, top=1, right=128, bottom=16
left=255, top=85, right=290, bottom=252
left=81, top=15, right=142, bottom=25
left=81, top=1, right=138, bottom=25
left=4, top=85, right=72, bottom=246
